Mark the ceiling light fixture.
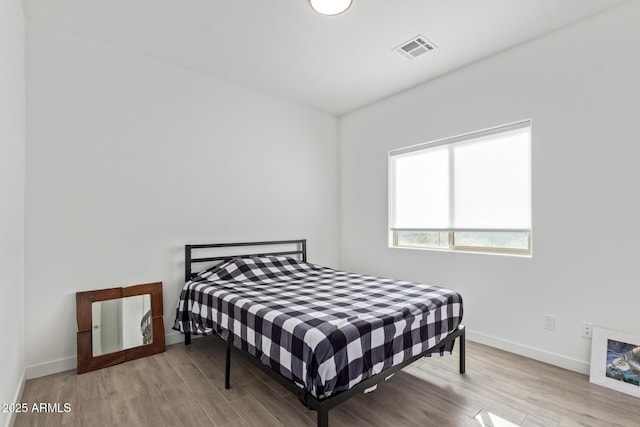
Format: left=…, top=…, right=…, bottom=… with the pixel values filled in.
left=309, top=0, right=352, bottom=16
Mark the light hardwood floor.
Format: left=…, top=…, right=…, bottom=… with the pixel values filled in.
left=14, top=338, right=639, bottom=427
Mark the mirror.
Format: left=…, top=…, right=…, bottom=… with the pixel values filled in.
left=91, top=294, right=152, bottom=356
left=76, top=282, right=165, bottom=374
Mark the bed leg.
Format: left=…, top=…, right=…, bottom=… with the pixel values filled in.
left=225, top=341, right=231, bottom=389
left=317, top=405, right=329, bottom=427
left=459, top=327, right=466, bottom=374
left=185, top=332, right=191, bottom=346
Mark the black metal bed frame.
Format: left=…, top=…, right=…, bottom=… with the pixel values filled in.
left=182, top=239, right=465, bottom=427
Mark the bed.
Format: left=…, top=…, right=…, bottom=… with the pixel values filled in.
left=173, top=239, right=465, bottom=427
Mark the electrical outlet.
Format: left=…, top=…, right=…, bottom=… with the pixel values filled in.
left=580, top=322, right=593, bottom=339
left=544, top=314, right=555, bottom=331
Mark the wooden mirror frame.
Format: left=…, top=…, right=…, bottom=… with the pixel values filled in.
left=76, top=282, right=165, bottom=374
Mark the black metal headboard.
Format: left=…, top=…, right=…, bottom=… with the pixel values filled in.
left=184, top=239, right=307, bottom=282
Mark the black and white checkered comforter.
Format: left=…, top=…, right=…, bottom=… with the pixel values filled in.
left=173, top=256, right=463, bottom=398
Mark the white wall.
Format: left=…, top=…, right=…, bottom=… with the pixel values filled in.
left=339, top=1, right=640, bottom=373
left=25, top=22, right=340, bottom=376
left=0, top=0, right=26, bottom=425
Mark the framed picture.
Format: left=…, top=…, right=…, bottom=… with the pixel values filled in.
left=590, top=326, right=640, bottom=398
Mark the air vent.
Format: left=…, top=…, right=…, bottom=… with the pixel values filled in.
left=394, top=35, right=437, bottom=60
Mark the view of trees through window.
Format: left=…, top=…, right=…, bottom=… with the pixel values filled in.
left=395, top=230, right=529, bottom=252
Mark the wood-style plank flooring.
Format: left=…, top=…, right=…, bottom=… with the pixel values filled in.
left=14, top=338, right=640, bottom=426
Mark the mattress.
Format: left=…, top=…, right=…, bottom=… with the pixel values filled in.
left=173, top=256, right=463, bottom=398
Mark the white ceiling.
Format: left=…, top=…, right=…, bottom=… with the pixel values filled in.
left=23, top=0, right=628, bottom=115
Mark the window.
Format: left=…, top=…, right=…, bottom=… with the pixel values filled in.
left=389, top=121, right=531, bottom=255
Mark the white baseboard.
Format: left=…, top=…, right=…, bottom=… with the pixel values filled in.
left=25, top=355, right=76, bottom=380
left=5, top=369, right=26, bottom=427
left=164, top=330, right=187, bottom=346
left=24, top=330, right=589, bottom=380
left=466, top=330, right=590, bottom=375
left=25, top=331, right=189, bottom=379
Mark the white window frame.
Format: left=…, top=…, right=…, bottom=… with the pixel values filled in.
left=389, top=121, right=532, bottom=256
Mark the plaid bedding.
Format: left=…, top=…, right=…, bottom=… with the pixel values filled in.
left=173, top=256, right=463, bottom=398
